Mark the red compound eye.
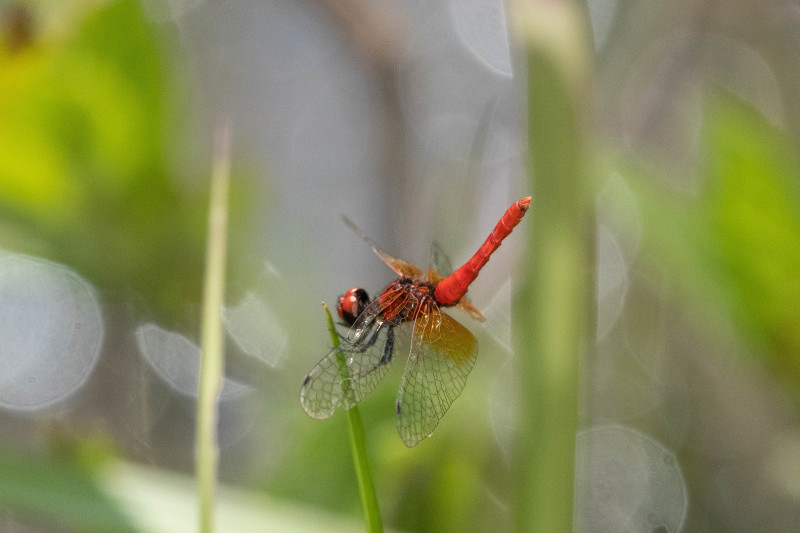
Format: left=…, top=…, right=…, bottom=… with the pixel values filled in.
left=337, top=287, right=370, bottom=325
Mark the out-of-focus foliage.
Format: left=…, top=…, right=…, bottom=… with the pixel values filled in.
left=628, top=94, right=800, bottom=387
left=0, top=0, right=205, bottom=323
left=0, top=447, right=134, bottom=532
left=704, top=97, right=800, bottom=377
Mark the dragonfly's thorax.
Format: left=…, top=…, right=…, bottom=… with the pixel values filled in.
left=377, top=277, right=438, bottom=325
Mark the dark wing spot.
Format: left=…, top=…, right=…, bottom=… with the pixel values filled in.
left=396, top=401, right=402, bottom=415
left=302, top=374, right=311, bottom=386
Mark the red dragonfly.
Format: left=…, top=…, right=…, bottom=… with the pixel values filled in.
left=300, top=197, right=531, bottom=447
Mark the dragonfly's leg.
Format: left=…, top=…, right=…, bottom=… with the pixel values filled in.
left=347, top=321, right=385, bottom=354
left=379, top=327, right=395, bottom=366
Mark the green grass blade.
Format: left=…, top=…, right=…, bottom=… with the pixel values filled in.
left=322, top=303, right=383, bottom=533
left=196, top=116, right=233, bottom=533
left=512, top=2, right=594, bottom=531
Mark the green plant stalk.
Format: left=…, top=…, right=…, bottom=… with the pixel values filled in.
left=196, top=117, right=233, bottom=533
left=512, top=2, right=594, bottom=532
left=322, top=303, right=383, bottom=533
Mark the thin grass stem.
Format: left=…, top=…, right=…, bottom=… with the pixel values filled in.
left=322, top=303, right=383, bottom=533
left=196, top=116, right=233, bottom=533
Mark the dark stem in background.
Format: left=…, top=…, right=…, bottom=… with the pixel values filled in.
left=314, top=0, right=410, bottom=237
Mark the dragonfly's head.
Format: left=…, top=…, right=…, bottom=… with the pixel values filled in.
left=337, top=287, right=370, bottom=326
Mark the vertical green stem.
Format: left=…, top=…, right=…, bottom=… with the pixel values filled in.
left=512, top=1, right=594, bottom=532
left=322, top=304, right=383, bottom=533
left=196, top=116, right=233, bottom=533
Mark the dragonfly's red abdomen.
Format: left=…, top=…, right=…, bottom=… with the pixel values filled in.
left=434, top=197, right=531, bottom=306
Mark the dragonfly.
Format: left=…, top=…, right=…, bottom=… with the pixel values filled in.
left=300, top=197, right=531, bottom=447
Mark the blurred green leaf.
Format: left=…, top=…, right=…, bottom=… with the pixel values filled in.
left=0, top=449, right=135, bottom=532
left=627, top=93, right=800, bottom=386
left=704, top=94, right=800, bottom=376
left=101, top=460, right=366, bottom=533
left=0, top=0, right=206, bottom=322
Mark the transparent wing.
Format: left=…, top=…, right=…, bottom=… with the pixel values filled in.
left=300, top=289, right=412, bottom=419
left=429, top=241, right=454, bottom=278
left=342, top=215, right=424, bottom=280
left=454, top=298, right=486, bottom=322
left=395, top=308, right=478, bottom=447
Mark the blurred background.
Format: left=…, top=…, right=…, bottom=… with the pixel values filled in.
left=0, top=0, right=799, bottom=531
